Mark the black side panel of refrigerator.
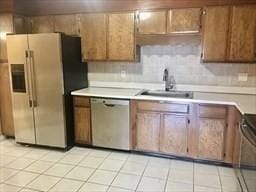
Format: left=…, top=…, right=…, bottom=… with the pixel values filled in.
left=60, top=34, right=88, bottom=148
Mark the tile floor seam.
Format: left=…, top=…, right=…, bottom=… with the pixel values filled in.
left=75, top=149, right=113, bottom=192
left=217, top=166, right=224, bottom=192
left=106, top=151, right=130, bottom=191
left=163, top=162, right=171, bottom=192
left=134, top=157, right=149, bottom=192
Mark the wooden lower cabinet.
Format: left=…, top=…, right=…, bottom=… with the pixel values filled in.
left=160, top=114, right=189, bottom=156
left=73, top=96, right=91, bottom=145
left=198, top=118, right=226, bottom=161
left=132, top=100, right=239, bottom=164
left=136, top=112, right=160, bottom=152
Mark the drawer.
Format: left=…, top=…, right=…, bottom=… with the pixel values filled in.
left=74, top=96, right=90, bottom=107
left=137, top=101, right=189, bottom=114
left=199, top=105, right=227, bottom=118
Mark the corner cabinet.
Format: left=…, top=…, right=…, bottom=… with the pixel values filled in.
left=197, top=104, right=227, bottom=161
left=229, top=5, right=256, bottom=62
left=73, top=96, right=92, bottom=145
left=108, top=12, right=137, bottom=61
left=202, top=5, right=256, bottom=62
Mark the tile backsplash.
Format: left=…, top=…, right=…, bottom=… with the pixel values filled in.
left=88, top=39, right=256, bottom=87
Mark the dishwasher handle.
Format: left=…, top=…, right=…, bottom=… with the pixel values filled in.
left=91, top=98, right=130, bottom=106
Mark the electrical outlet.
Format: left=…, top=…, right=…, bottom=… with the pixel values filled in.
left=121, top=70, right=127, bottom=79
left=238, top=73, right=248, bottom=82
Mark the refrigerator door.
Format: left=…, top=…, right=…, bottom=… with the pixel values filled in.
left=6, top=35, right=36, bottom=144
left=28, top=33, right=66, bottom=148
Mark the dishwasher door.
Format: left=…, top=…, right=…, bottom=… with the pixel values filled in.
left=91, top=98, right=130, bottom=150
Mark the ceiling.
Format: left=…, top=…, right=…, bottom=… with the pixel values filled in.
left=1, top=0, right=256, bottom=16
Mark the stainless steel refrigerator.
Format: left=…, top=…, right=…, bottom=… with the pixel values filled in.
left=7, top=33, right=87, bottom=149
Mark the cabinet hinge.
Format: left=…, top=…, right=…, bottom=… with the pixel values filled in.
left=201, top=53, right=203, bottom=58
left=226, top=123, right=229, bottom=128
left=187, top=119, right=191, bottom=124
left=223, top=153, right=226, bottom=157
left=187, top=148, right=189, bottom=152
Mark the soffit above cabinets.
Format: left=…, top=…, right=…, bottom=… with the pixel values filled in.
left=1, top=0, right=256, bottom=15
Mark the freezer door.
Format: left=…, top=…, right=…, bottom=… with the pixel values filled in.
left=28, top=33, right=66, bottom=148
left=6, top=35, right=36, bottom=144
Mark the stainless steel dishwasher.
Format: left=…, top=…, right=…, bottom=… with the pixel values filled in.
left=91, top=98, right=130, bottom=150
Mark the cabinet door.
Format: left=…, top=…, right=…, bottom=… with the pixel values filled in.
left=74, top=107, right=91, bottom=144
left=0, top=14, right=13, bottom=61
left=0, top=63, right=14, bottom=137
left=136, top=112, right=160, bottom=152
left=202, top=6, right=230, bottom=62
left=198, top=118, right=226, bottom=161
left=31, top=16, right=54, bottom=33
left=79, top=14, right=107, bottom=60
left=108, top=12, right=135, bottom=61
left=54, top=14, right=79, bottom=35
left=167, top=8, right=201, bottom=33
left=160, top=114, right=188, bottom=156
left=229, top=5, right=256, bottom=62
left=138, top=11, right=166, bottom=34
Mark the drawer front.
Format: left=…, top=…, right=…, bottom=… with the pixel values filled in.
left=199, top=105, right=227, bottom=118
left=74, top=96, right=90, bottom=107
left=137, top=101, right=189, bottom=114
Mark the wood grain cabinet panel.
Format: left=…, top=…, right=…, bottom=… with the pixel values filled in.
left=79, top=14, right=107, bottom=60
left=202, top=6, right=230, bottom=62
left=138, top=11, right=167, bottom=34
left=198, top=118, right=226, bottom=161
left=167, top=8, right=201, bottom=33
left=0, top=63, right=15, bottom=136
left=229, top=5, right=256, bottom=62
left=0, top=14, right=13, bottom=61
left=31, top=16, right=55, bottom=33
left=54, top=14, right=79, bottom=35
left=74, top=107, right=91, bottom=145
left=136, top=112, right=160, bottom=152
left=108, top=12, right=135, bottom=61
left=160, top=115, right=188, bottom=156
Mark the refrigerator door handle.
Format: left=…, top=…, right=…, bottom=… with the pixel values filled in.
left=29, top=50, right=38, bottom=107
left=25, top=50, right=33, bottom=108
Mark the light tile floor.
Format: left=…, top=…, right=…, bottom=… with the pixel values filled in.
left=0, top=139, right=241, bottom=192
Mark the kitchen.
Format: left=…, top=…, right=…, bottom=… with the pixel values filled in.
left=0, top=0, right=256, bottom=192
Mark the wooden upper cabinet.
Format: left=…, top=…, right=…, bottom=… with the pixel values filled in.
left=108, top=12, right=136, bottom=61
left=229, top=5, right=256, bottom=62
left=0, top=14, right=14, bottom=61
left=31, top=16, right=55, bottom=33
left=54, top=14, right=79, bottom=35
left=202, top=6, right=230, bottom=62
left=79, top=14, right=107, bottom=61
left=160, top=114, right=189, bottom=156
left=137, top=11, right=167, bottom=34
left=136, top=112, right=160, bottom=152
left=167, top=8, right=201, bottom=34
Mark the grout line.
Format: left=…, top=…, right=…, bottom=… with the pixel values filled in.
left=105, top=152, right=130, bottom=191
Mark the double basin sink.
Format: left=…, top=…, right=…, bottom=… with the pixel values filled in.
left=139, top=90, right=194, bottom=99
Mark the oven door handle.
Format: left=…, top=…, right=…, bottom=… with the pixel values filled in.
left=241, top=121, right=256, bottom=148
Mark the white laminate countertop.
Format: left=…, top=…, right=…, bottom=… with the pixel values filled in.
left=71, top=87, right=256, bottom=114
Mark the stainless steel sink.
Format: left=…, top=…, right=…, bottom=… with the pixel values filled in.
left=139, top=90, right=193, bottom=99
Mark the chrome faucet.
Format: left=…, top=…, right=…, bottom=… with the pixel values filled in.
left=163, top=69, right=175, bottom=91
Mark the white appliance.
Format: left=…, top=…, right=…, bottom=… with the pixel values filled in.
left=91, top=98, right=130, bottom=150
left=7, top=33, right=87, bottom=148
